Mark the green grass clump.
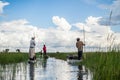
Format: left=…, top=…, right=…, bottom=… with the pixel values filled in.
left=83, top=52, right=120, bottom=80
left=0, top=52, right=29, bottom=64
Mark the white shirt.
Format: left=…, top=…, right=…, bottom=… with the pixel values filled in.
left=30, top=39, right=35, bottom=48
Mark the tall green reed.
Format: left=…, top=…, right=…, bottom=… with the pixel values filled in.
left=83, top=51, right=120, bottom=80
left=0, top=52, right=29, bottom=64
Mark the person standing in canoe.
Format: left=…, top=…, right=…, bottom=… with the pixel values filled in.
left=43, top=44, right=47, bottom=55
left=29, top=37, right=36, bottom=60
left=76, top=38, right=85, bottom=60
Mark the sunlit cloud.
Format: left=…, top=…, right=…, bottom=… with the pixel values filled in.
left=0, top=16, right=120, bottom=52
left=0, top=19, right=78, bottom=52
left=99, top=0, right=120, bottom=26
left=0, top=1, right=9, bottom=15
left=74, top=16, right=113, bottom=34
left=52, top=16, right=72, bottom=31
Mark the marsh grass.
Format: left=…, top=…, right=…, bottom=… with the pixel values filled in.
left=0, top=52, right=28, bottom=64
left=83, top=51, right=120, bottom=80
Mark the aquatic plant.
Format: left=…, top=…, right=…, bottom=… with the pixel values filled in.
left=83, top=51, right=120, bottom=80
left=0, top=52, right=28, bottom=64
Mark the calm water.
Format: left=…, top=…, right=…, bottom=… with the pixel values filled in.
left=0, top=58, right=92, bottom=80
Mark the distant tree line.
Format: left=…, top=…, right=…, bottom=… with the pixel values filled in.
left=1, top=49, right=21, bottom=53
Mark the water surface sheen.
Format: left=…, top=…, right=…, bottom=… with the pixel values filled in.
left=0, top=58, right=92, bottom=80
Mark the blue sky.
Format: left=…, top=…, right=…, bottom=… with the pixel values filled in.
left=1, top=0, right=115, bottom=28
left=0, top=0, right=120, bottom=52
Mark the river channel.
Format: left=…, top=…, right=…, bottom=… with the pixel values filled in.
left=0, top=58, right=92, bottom=80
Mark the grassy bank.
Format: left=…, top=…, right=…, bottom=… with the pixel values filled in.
left=0, top=52, right=29, bottom=64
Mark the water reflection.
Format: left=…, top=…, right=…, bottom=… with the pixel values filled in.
left=29, top=63, right=35, bottom=80
left=77, top=65, right=92, bottom=80
left=0, top=58, right=92, bottom=80
left=78, top=65, right=83, bottom=80
left=0, top=63, right=28, bottom=80
left=42, top=58, right=47, bottom=68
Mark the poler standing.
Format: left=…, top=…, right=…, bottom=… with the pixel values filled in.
left=29, top=37, right=36, bottom=60
left=43, top=44, right=46, bottom=55
left=76, top=38, right=85, bottom=60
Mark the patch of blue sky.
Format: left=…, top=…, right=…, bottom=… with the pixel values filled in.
left=1, top=0, right=115, bottom=29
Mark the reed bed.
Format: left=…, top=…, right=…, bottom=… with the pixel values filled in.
left=0, top=52, right=29, bottom=64
left=83, top=51, right=120, bottom=80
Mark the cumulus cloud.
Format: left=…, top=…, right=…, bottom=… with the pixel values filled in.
left=0, top=1, right=9, bottom=14
left=0, top=19, right=39, bottom=52
left=99, top=0, right=120, bottom=26
left=110, top=0, right=120, bottom=25
left=0, top=19, right=78, bottom=52
left=73, top=16, right=119, bottom=52
left=52, top=16, right=71, bottom=31
left=74, top=23, right=91, bottom=32
left=0, top=16, right=120, bottom=52
left=74, top=16, right=113, bottom=34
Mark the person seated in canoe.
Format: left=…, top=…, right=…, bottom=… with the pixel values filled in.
left=76, top=38, right=85, bottom=60
left=29, top=37, right=36, bottom=61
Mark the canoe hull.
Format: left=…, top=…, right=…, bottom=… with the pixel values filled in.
left=67, top=59, right=82, bottom=64
left=28, top=60, right=36, bottom=63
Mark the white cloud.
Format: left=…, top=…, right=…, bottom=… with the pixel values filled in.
left=0, top=16, right=120, bottom=52
left=0, top=19, right=39, bottom=52
left=73, top=23, right=91, bottom=32
left=52, top=16, right=71, bottom=31
left=0, top=19, right=78, bottom=52
left=0, top=1, right=9, bottom=14
left=110, top=0, right=120, bottom=16
left=74, top=16, right=113, bottom=34
left=74, top=16, right=120, bottom=51
left=98, top=0, right=120, bottom=26
left=109, top=0, right=120, bottom=25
